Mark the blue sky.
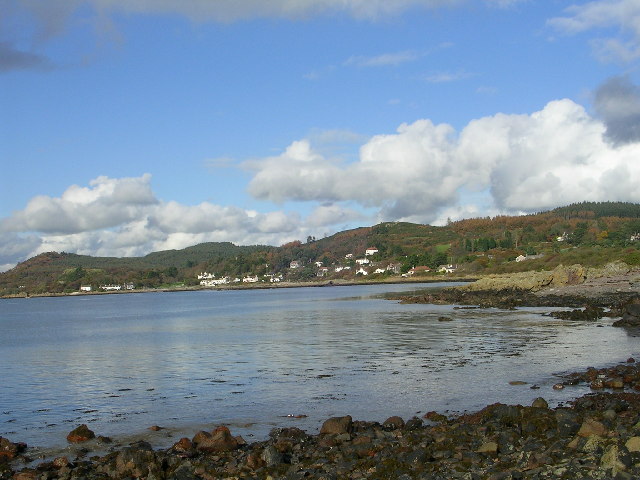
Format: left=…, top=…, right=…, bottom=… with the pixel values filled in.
left=2, top=0, right=640, bottom=270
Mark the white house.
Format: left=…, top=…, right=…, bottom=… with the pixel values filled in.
left=201, top=277, right=230, bottom=286
left=365, top=247, right=379, bottom=256
left=515, top=255, right=527, bottom=263
left=556, top=232, right=569, bottom=242
left=374, top=268, right=386, bottom=274
left=315, top=261, right=323, bottom=267
left=317, top=267, right=329, bottom=277
left=406, top=266, right=431, bottom=276
left=80, top=285, right=92, bottom=292
left=197, top=272, right=215, bottom=280
left=355, top=258, right=370, bottom=265
left=290, top=260, right=301, bottom=269
left=345, top=253, right=354, bottom=259
left=437, top=264, right=457, bottom=273
left=242, top=275, right=259, bottom=283
left=100, top=284, right=121, bottom=291
left=356, top=267, right=369, bottom=275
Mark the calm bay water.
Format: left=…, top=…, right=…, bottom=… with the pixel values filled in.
left=1, top=283, right=638, bottom=453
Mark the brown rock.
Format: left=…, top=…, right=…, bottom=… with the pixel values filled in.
left=477, top=441, right=498, bottom=455
left=191, top=430, right=212, bottom=445
left=531, top=397, right=549, bottom=409
left=148, top=425, right=163, bottom=431
left=626, top=437, right=640, bottom=453
left=0, top=437, right=24, bottom=461
left=52, top=456, right=70, bottom=468
left=577, top=418, right=608, bottom=438
left=383, top=416, right=405, bottom=430
left=320, top=415, right=353, bottom=435
left=197, top=426, right=239, bottom=452
left=246, top=452, right=266, bottom=470
left=66, top=424, right=95, bottom=443
left=171, top=437, right=194, bottom=453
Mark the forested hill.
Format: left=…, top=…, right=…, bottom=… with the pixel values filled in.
left=2, top=202, right=640, bottom=296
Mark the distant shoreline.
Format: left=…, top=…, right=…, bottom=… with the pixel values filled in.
left=0, top=276, right=475, bottom=300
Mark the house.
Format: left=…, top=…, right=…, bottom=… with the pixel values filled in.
left=406, top=266, right=431, bottom=276
left=355, top=258, right=370, bottom=265
left=80, top=285, right=92, bottom=292
left=100, top=284, right=121, bottom=291
left=556, top=232, right=569, bottom=242
left=386, top=263, right=402, bottom=274
left=317, top=267, right=329, bottom=277
left=197, top=272, right=216, bottom=280
left=631, top=233, right=640, bottom=242
left=266, top=274, right=283, bottom=283
left=356, top=267, right=369, bottom=275
left=201, top=277, right=229, bottom=286
left=437, top=264, right=457, bottom=273
left=345, top=253, right=354, bottom=259
left=290, top=261, right=301, bottom=269
left=515, top=255, right=527, bottom=263
left=374, top=268, right=386, bottom=274
left=334, top=266, right=344, bottom=273
left=365, top=247, right=379, bottom=256
left=242, top=275, right=259, bottom=283
left=315, top=261, right=323, bottom=267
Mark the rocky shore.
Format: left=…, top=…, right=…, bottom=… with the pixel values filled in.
left=5, top=373, right=640, bottom=479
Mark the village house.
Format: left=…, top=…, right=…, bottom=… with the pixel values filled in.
left=437, top=264, right=457, bottom=273
left=200, top=277, right=230, bottom=286
left=315, top=261, right=323, bottom=267
left=100, top=284, right=121, bottom=291
left=356, top=267, right=369, bottom=276
left=373, top=268, right=386, bottom=274
left=355, top=258, right=370, bottom=265
left=405, top=266, right=431, bottom=276
left=197, top=272, right=215, bottom=280
left=386, top=263, right=402, bottom=274
left=317, top=267, right=329, bottom=277
left=515, top=255, right=527, bottom=263
left=242, top=275, right=259, bottom=283
left=289, top=260, right=301, bottom=269
left=345, top=253, right=354, bottom=259
left=365, top=247, right=379, bottom=256
left=80, top=285, right=92, bottom=292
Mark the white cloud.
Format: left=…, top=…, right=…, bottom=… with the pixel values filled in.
left=248, top=96, right=640, bottom=222
left=548, top=0, right=640, bottom=62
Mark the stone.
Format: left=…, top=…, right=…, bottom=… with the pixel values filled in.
left=191, top=430, right=211, bottom=445
left=196, top=426, right=238, bottom=452
left=531, top=397, right=548, bottom=409
left=382, top=416, right=405, bottom=430
left=577, top=418, right=608, bottom=438
left=261, top=445, right=283, bottom=467
left=320, top=415, right=353, bottom=435
left=66, top=424, right=95, bottom=443
left=555, top=410, right=580, bottom=437
left=0, top=437, right=25, bottom=461
left=601, top=444, right=628, bottom=474
left=477, top=441, right=498, bottom=455
left=613, top=296, right=640, bottom=327
left=626, top=437, right=640, bottom=452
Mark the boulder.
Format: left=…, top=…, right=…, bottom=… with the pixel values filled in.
left=320, top=415, right=353, bottom=435
left=66, top=424, right=95, bottom=443
left=0, top=437, right=26, bottom=461
left=382, top=416, right=405, bottom=430
left=613, top=297, right=640, bottom=327
left=196, top=426, right=238, bottom=452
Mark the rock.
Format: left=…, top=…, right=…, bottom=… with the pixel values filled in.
left=113, top=444, right=158, bottom=479
left=382, top=416, right=405, bottom=430
left=191, top=430, right=211, bottom=445
left=437, top=316, right=453, bottom=322
left=577, top=418, right=608, bottom=438
left=320, top=415, right=353, bottom=435
left=0, top=437, right=26, bottom=461
left=149, top=425, right=163, bottom=431
left=261, top=445, right=283, bottom=467
left=52, top=456, right=70, bottom=468
left=626, top=437, right=640, bottom=452
left=477, top=441, right=498, bottom=455
left=613, top=296, right=640, bottom=327
left=553, top=383, right=564, bottom=390
left=66, top=424, right=95, bottom=443
left=196, top=426, right=239, bottom=452
left=531, top=397, right=549, bottom=409
left=601, top=444, right=629, bottom=474
left=170, top=437, right=195, bottom=457
left=509, top=381, right=527, bottom=385
left=555, top=410, right=580, bottom=437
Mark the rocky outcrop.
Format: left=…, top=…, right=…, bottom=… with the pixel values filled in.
left=613, top=296, right=640, bottom=327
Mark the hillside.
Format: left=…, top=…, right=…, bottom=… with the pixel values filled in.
left=1, top=202, right=639, bottom=296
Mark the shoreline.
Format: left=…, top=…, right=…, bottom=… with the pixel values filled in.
left=5, top=359, right=640, bottom=479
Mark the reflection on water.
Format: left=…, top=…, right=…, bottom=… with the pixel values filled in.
left=0, top=283, right=637, bottom=451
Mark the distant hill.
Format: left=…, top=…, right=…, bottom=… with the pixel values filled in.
left=2, top=202, right=639, bottom=296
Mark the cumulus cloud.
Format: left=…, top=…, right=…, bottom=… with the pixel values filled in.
left=0, top=174, right=313, bottom=270
left=248, top=95, right=640, bottom=222
left=548, top=0, right=640, bottom=62
left=0, top=174, right=158, bottom=234
left=594, top=75, right=640, bottom=145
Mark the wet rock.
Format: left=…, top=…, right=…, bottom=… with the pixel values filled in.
left=382, top=416, right=405, bottom=430
left=550, top=305, right=604, bottom=321
left=437, top=316, right=453, bottom=322
left=320, top=415, right=352, bottom=435
left=0, top=437, right=26, bottom=462
left=170, top=437, right=196, bottom=457
left=555, top=409, right=580, bottom=437
left=113, top=443, right=159, bottom=479
left=66, top=424, right=95, bottom=443
left=613, top=296, right=640, bottom=327
left=477, top=441, right=498, bottom=455
left=531, top=397, right=548, bottom=409
left=196, top=426, right=239, bottom=452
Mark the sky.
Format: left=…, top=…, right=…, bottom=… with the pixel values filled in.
left=2, top=0, right=640, bottom=271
